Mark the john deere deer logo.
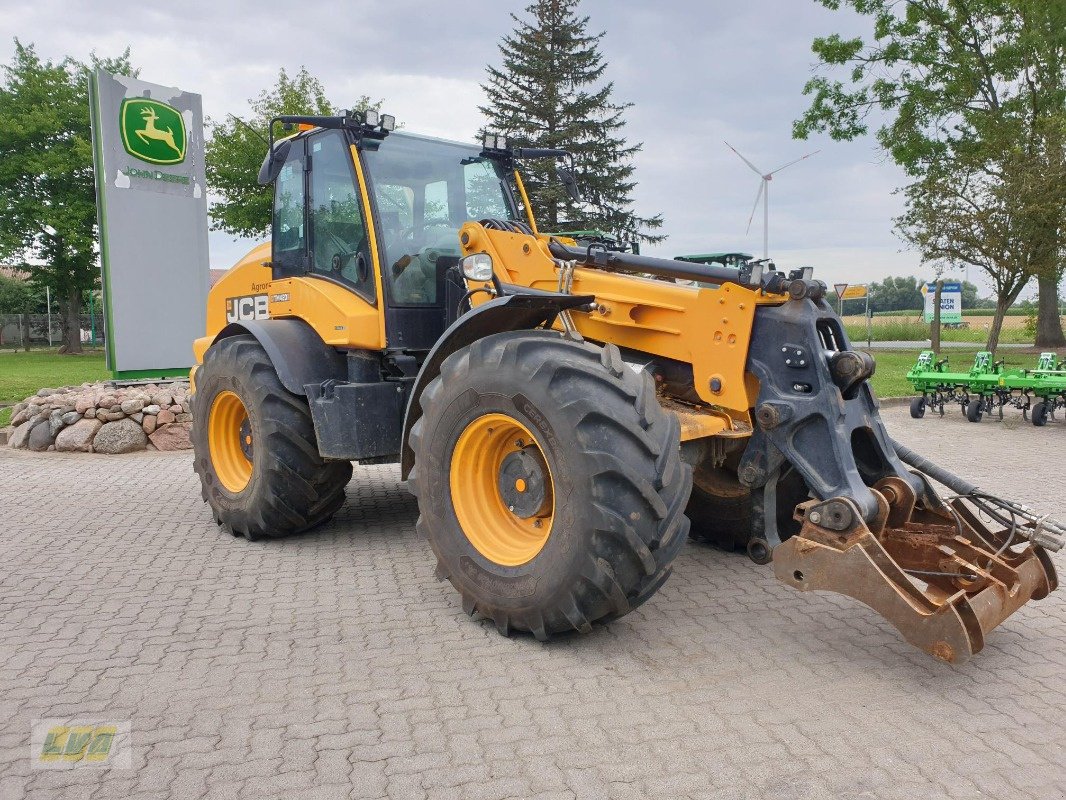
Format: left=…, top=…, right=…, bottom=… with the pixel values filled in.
left=120, top=98, right=187, bottom=165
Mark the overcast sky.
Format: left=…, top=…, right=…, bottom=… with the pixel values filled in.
left=2, top=0, right=1005, bottom=295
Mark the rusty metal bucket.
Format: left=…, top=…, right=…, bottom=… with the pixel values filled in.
left=772, top=477, right=1058, bottom=663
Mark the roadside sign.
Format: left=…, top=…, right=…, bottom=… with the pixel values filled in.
left=841, top=285, right=867, bottom=299
left=834, top=283, right=849, bottom=297
left=89, top=69, right=209, bottom=379
left=923, top=281, right=963, bottom=324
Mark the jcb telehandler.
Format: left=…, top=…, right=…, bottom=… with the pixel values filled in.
left=191, top=110, right=1062, bottom=663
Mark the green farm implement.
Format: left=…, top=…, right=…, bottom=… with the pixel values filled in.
left=908, top=351, right=1066, bottom=426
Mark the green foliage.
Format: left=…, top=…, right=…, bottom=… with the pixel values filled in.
left=205, top=67, right=380, bottom=240
left=480, top=0, right=663, bottom=243
left=795, top=1, right=1066, bottom=349
left=0, top=40, right=135, bottom=352
left=0, top=273, right=35, bottom=313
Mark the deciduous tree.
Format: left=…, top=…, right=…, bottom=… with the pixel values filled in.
left=206, top=67, right=379, bottom=240
left=0, top=40, right=135, bottom=354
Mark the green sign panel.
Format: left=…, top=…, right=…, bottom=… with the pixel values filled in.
left=119, top=98, right=187, bottom=165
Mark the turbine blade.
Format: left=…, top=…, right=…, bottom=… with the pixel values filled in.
left=768, top=150, right=821, bottom=176
left=725, top=141, right=763, bottom=175
left=745, top=181, right=765, bottom=234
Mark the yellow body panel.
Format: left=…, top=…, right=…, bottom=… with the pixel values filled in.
left=267, top=277, right=383, bottom=349
left=459, top=223, right=781, bottom=423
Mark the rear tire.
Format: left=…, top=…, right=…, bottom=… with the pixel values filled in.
left=191, top=335, right=352, bottom=540
left=410, top=330, right=691, bottom=639
left=1032, top=401, right=1048, bottom=427
left=910, top=396, right=926, bottom=419
left=965, top=398, right=983, bottom=423
left=686, top=465, right=751, bottom=550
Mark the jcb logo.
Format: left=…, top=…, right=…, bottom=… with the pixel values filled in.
left=32, top=719, right=132, bottom=769
left=226, top=294, right=269, bottom=323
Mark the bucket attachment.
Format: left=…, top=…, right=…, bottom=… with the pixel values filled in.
left=772, top=477, right=1058, bottom=664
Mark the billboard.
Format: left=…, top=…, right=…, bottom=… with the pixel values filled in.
left=923, top=281, right=963, bottom=324
left=89, top=69, right=209, bottom=378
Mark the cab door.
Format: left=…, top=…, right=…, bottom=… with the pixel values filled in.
left=268, top=129, right=385, bottom=350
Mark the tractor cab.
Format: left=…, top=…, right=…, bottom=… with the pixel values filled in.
left=261, top=115, right=522, bottom=352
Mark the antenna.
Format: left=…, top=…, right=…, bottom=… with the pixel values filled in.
left=725, top=142, right=819, bottom=260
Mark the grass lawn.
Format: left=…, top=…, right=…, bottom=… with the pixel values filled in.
left=0, top=348, right=109, bottom=426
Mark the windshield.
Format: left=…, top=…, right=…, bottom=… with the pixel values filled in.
left=362, top=133, right=516, bottom=305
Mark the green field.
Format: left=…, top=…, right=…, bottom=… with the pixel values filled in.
left=0, top=349, right=109, bottom=426
left=844, top=321, right=1032, bottom=345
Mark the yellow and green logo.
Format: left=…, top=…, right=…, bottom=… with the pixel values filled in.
left=39, top=724, right=116, bottom=764
left=120, top=98, right=186, bottom=165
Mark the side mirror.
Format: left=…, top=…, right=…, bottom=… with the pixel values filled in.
left=257, top=138, right=292, bottom=186
left=556, top=164, right=583, bottom=204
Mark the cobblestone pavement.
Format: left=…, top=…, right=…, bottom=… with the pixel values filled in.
left=1, top=405, right=1064, bottom=800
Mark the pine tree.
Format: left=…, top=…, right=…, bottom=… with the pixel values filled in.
left=480, top=0, right=663, bottom=244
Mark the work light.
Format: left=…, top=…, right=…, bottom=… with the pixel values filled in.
left=461, top=253, right=494, bottom=282
left=381, top=114, right=396, bottom=132
left=363, top=109, right=380, bottom=127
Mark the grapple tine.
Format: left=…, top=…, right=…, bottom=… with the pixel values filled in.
left=772, top=494, right=1057, bottom=664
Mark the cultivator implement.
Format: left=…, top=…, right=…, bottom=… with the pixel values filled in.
left=908, top=350, right=1066, bottom=425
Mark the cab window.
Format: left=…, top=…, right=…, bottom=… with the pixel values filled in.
left=309, top=130, right=375, bottom=303
left=272, top=143, right=306, bottom=275
left=362, top=133, right=516, bottom=307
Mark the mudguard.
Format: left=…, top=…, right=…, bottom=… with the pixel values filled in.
left=212, top=319, right=346, bottom=396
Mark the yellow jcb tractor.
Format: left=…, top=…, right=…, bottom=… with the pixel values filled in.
left=191, top=110, right=1062, bottom=663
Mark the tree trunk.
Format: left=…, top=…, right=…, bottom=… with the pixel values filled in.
left=986, top=298, right=1009, bottom=353
left=1035, top=271, right=1065, bottom=348
left=58, top=289, right=83, bottom=354
left=930, top=279, right=943, bottom=353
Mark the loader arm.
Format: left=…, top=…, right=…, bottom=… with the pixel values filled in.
left=456, top=221, right=1060, bottom=663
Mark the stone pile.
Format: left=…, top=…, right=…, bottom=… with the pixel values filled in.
left=6, top=381, right=193, bottom=454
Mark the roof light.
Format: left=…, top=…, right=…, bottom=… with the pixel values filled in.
left=363, top=109, right=380, bottom=127
left=380, top=114, right=396, bottom=132
left=481, top=132, right=508, bottom=151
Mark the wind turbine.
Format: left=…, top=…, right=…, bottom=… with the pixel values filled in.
left=725, top=142, right=820, bottom=260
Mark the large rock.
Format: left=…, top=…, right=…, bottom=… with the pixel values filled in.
left=120, top=397, right=145, bottom=415
left=142, top=415, right=158, bottom=435
left=149, top=422, right=193, bottom=451
left=75, top=395, right=94, bottom=414
left=48, top=410, right=65, bottom=437
left=9, top=420, right=35, bottom=449
left=36, top=387, right=56, bottom=397
left=9, top=408, right=31, bottom=427
left=55, top=418, right=103, bottom=453
left=27, top=420, right=57, bottom=452
left=142, top=404, right=161, bottom=416
left=61, top=411, right=82, bottom=426
left=150, top=391, right=173, bottom=408
left=156, top=409, right=176, bottom=425
left=92, top=419, right=148, bottom=454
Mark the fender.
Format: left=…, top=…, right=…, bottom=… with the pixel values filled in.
left=212, top=319, right=346, bottom=396
left=400, top=291, right=593, bottom=479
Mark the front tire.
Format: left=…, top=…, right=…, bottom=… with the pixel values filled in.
left=191, top=335, right=352, bottom=540
left=965, top=398, right=983, bottom=423
left=409, top=331, right=691, bottom=639
left=910, top=396, right=926, bottom=419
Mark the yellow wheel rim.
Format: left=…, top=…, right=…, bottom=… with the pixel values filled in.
left=449, top=412, right=555, bottom=566
left=209, top=390, right=253, bottom=493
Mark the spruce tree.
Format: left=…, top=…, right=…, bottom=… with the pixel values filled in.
left=480, top=0, right=663, bottom=244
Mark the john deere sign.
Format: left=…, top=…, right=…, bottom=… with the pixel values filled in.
left=89, top=70, right=208, bottom=378
left=120, top=98, right=187, bottom=165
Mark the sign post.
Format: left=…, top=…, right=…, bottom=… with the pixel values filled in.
left=834, top=283, right=849, bottom=316
left=89, top=69, right=209, bottom=379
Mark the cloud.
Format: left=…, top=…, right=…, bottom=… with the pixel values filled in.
left=4, top=0, right=1004, bottom=294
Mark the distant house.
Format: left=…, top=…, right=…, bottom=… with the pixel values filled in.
left=0, top=264, right=30, bottom=281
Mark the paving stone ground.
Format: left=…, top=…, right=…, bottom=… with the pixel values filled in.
left=1, top=404, right=1064, bottom=800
